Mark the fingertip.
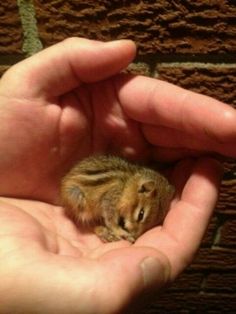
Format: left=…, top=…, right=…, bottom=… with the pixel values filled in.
left=195, top=156, right=223, bottom=183
left=105, top=38, right=136, bottom=50
left=65, top=38, right=136, bottom=84
left=140, top=256, right=170, bottom=290
left=103, top=39, right=137, bottom=64
left=102, top=246, right=170, bottom=291
left=63, top=37, right=136, bottom=57
left=182, top=156, right=223, bottom=211
left=171, top=158, right=196, bottom=201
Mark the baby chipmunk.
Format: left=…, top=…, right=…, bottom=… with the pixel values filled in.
left=61, top=155, right=175, bottom=243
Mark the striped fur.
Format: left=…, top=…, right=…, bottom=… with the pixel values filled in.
left=60, top=155, right=175, bottom=242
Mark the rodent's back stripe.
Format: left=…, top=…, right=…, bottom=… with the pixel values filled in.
left=76, top=171, right=124, bottom=186
left=78, top=156, right=138, bottom=174
left=80, top=168, right=111, bottom=175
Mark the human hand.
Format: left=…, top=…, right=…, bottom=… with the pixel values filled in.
left=0, top=158, right=221, bottom=314
left=0, top=38, right=234, bottom=313
left=0, top=38, right=235, bottom=203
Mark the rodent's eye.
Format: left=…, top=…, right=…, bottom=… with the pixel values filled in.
left=118, top=216, right=126, bottom=229
left=137, top=208, right=145, bottom=222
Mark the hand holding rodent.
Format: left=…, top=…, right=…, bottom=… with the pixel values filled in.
left=0, top=38, right=233, bottom=314
left=61, top=155, right=174, bottom=242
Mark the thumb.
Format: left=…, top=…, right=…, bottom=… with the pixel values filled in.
left=0, top=247, right=169, bottom=314
left=97, top=247, right=170, bottom=313
left=1, top=38, right=136, bottom=99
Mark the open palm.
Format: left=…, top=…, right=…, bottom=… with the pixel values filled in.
left=0, top=38, right=235, bottom=314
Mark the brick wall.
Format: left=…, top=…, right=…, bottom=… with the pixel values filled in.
left=1, top=1, right=236, bottom=313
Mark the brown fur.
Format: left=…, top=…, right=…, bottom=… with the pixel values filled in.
left=61, top=155, right=175, bottom=242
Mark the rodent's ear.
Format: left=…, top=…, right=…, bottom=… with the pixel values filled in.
left=62, top=185, right=84, bottom=209
left=138, top=180, right=157, bottom=195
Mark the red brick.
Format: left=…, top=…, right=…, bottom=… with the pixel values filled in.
left=143, top=292, right=236, bottom=313
left=218, top=219, right=236, bottom=248
left=216, top=159, right=236, bottom=214
left=169, top=272, right=203, bottom=292
left=0, top=1, right=22, bottom=54
left=35, top=0, right=236, bottom=54
left=191, top=247, right=236, bottom=270
left=156, top=65, right=236, bottom=106
left=217, top=178, right=236, bottom=214
left=204, top=272, right=236, bottom=293
left=202, top=216, right=219, bottom=247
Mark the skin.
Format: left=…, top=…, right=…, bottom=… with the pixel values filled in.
left=0, top=38, right=235, bottom=314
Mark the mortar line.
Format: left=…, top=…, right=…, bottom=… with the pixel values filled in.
left=212, top=224, right=223, bottom=248
left=133, top=60, right=236, bottom=69
left=200, top=274, right=208, bottom=292
left=154, top=62, right=236, bottom=69
left=210, top=214, right=226, bottom=249
left=17, top=0, right=43, bottom=56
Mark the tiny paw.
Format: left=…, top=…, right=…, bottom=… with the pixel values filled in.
left=94, top=226, right=119, bottom=242
left=94, top=226, right=135, bottom=243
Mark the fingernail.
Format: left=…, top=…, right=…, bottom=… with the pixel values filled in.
left=140, top=257, right=170, bottom=289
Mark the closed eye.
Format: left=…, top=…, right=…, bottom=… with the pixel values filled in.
left=118, top=216, right=126, bottom=230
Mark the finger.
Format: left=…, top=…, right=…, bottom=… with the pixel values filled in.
left=89, top=79, right=151, bottom=160
left=98, top=246, right=170, bottom=312
left=170, top=158, right=196, bottom=202
left=166, top=157, right=222, bottom=267
left=151, top=146, right=207, bottom=162
left=180, top=157, right=222, bottom=210
left=144, top=124, right=236, bottom=158
left=115, top=74, right=236, bottom=157
left=0, top=242, right=169, bottom=314
left=136, top=157, right=222, bottom=279
left=1, top=38, right=136, bottom=99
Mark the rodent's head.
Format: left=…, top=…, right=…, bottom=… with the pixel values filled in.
left=108, top=173, right=174, bottom=242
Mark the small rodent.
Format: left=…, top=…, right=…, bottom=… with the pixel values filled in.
left=61, top=155, right=175, bottom=243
